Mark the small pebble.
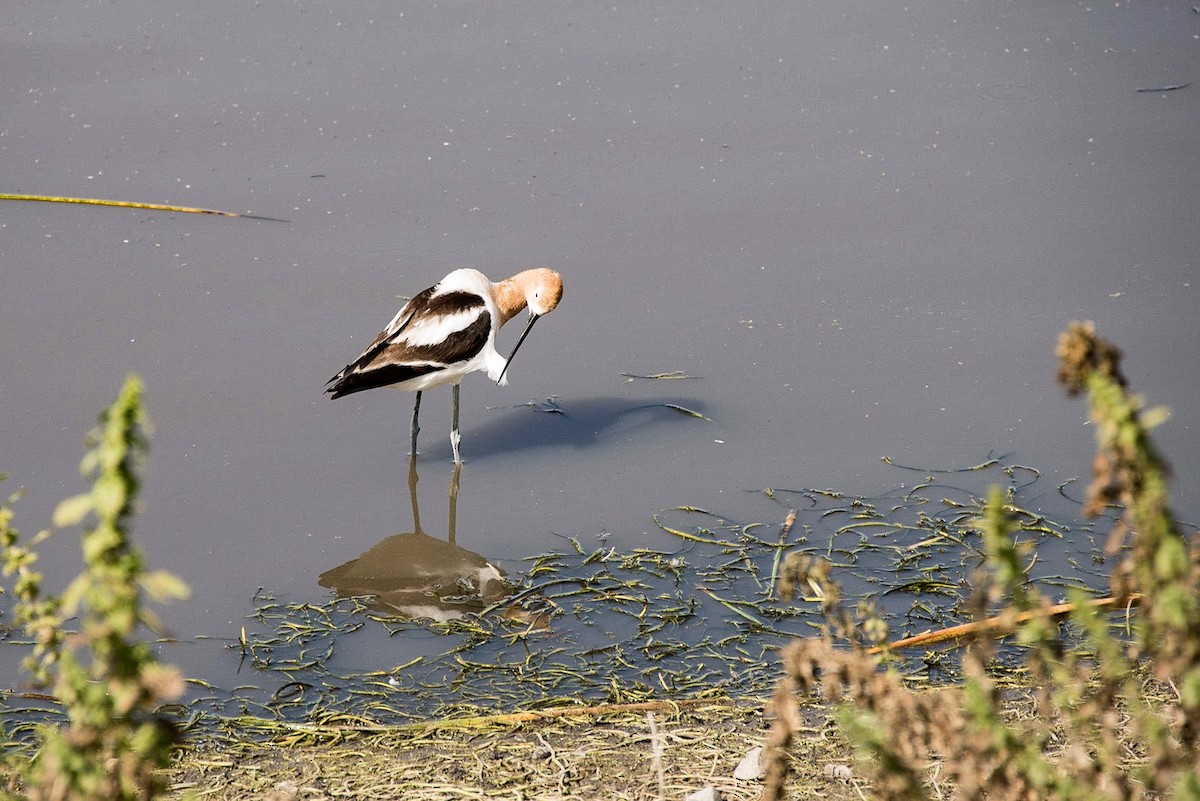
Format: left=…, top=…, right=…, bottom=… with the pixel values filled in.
left=685, top=787, right=722, bottom=801
left=265, top=782, right=299, bottom=801
left=733, top=746, right=765, bottom=780
left=823, top=763, right=853, bottom=780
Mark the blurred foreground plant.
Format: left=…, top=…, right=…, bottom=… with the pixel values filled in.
left=763, top=321, right=1200, bottom=800
left=1, top=376, right=190, bottom=801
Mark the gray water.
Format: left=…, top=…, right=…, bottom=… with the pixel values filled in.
left=2, top=2, right=1197, bottom=698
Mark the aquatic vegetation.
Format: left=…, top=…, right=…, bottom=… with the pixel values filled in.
left=763, top=322, right=1200, bottom=800
left=158, top=453, right=1104, bottom=744
left=1, top=376, right=189, bottom=801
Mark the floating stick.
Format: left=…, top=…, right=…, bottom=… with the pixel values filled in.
left=868, top=593, right=1143, bottom=655
left=0, top=192, right=286, bottom=221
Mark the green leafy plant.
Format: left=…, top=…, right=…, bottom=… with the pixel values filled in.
left=1, top=376, right=189, bottom=801
left=764, top=321, right=1200, bottom=800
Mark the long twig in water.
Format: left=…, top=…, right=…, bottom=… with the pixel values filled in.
left=0, top=192, right=287, bottom=221
left=867, top=593, right=1143, bottom=655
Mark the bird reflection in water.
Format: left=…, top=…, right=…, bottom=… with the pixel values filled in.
left=319, top=457, right=516, bottom=623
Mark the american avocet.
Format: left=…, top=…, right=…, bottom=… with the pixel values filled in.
left=326, top=267, right=563, bottom=464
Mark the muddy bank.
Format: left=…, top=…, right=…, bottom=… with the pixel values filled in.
left=165, top=700, right=864, bottom=801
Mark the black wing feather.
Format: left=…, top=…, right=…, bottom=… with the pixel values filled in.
left=326, top=289, right=491, bottom=398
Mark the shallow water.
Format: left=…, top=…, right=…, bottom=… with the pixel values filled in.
left=2, top=2, right=1198, bottom=708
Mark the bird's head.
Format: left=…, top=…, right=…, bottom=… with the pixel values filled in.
left=523, top=267, right=564, bottom=317
left=498, top=267, right=563, bottom=384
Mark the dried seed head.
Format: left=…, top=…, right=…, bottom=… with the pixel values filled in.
left=1056, top=320, right=1125, bottom=396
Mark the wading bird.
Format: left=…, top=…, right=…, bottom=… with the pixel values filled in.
left=326, top=267, right=563, bottom=464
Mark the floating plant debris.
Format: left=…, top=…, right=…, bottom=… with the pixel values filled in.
left=0, top=192, right=285, bottom=221
left=646, top=403, right=715, bottom=422
left=2, top=458, right=1145, bottom=747
left=621, top=371, right=700, bottom=381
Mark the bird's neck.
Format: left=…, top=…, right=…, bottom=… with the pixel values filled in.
left=493, top=279, right=528, bottom=327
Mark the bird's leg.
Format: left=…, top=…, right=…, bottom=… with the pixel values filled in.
left=450, top=384, right=462, bottom=465
left=410, top=390, right=422, bottom=456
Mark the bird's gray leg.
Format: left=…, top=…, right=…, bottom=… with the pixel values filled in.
left=410, top=390, right=422, bottom=456
left=448, top=461, right=461, bottom=545
left=450, top=384, right=462, bottom=465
